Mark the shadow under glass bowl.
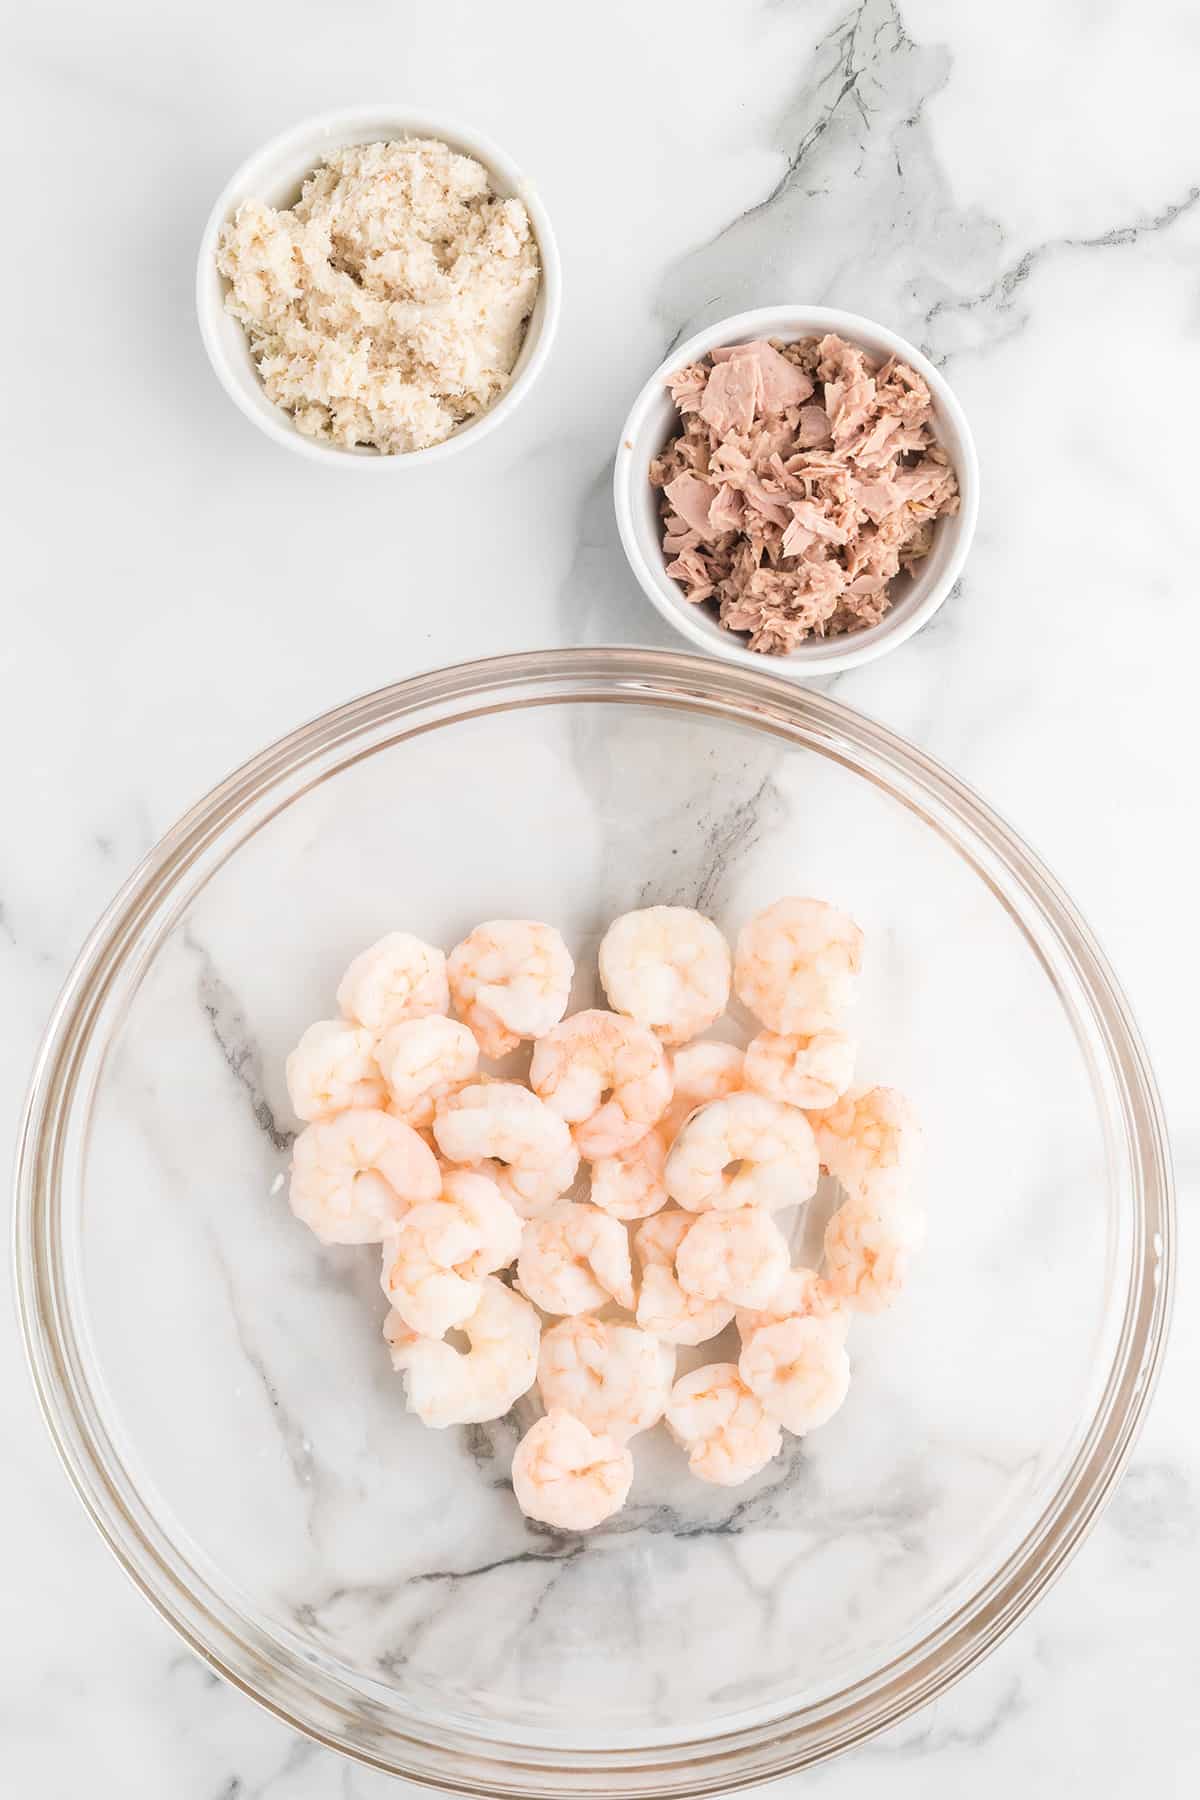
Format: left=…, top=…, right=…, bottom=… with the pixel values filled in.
left=14, top=650, right=1172, bottom=1797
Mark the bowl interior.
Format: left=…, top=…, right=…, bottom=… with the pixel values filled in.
left=47, top=663, right=1139, bottom=1778
left=616, top=310, right=975, bottom=671
left=198, top=111, right=554, bottom=460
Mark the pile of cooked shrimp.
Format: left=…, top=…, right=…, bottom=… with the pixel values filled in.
left=284, top=899, right=923, bottom=1532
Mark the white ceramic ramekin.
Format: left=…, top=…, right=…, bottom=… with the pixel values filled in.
left=614, top=306, right=979, bottom=676
left=197, top=106, right=561, bottom=466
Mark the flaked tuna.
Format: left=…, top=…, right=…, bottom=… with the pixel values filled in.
left=699, top=354, right=762, bottom=435
left=649, top=333, right=959, bottom=653
left=664, top=471, right=720, bottom=539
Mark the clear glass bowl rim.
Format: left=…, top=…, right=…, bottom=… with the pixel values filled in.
left=13, top=647, right=1175, bottom=1797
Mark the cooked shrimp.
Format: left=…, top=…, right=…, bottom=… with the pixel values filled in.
left=380, top=1172, right=522, bottom=1337
left=734, top=898, right=863, bottom=1035
left=735, top=1265, right=850, bottom=1342
left=511, top=1410, right=633, bottom=1531
left=586, top=1036, right=744, bottom=1231
left=433, top=1081, right=579, bottom=1218
left=632, top=1206, right=695, bottom=1272
left=588, top=1042, right=741, bottom=1222
left=386, top=1276, right=540, bottom=1427
left=589, top=1125, right=669, bottom=1222
left=738, top=1316, right=851, bottom=1435
left=381, top=1204, right=480, bottom=1338
left=447, top=919, right=574, bottom=1059
left=811, top=1086, right=922, bottom=1207
left=377, top=1016, right=478, bottom=1129
left=442, top=1168, right=525, bottom=1278
left=530, top=1010, right=672, bottom=1159
left=823, top=1194, right=927, bottom=1313
left=383, top=1307, right=419, bottom=1360
left=537, top=1314, right=675, bottom=1443
left=284, top=1018, right=387, bottom=1122
left=289, top=1107, right=440, bottom=1244
left=598, top=905, right=731, bottom=1046
left=665, top=1363, right=782, bottom=1487
left=633, top=1209, right=734, bottom=1345
left=336, top=932, right=449, bottom=1031
left=744, top=1028, right=856, bottom=1111
left=516, top=1202, right=635, bottom=1315
left=664, top=1091, right=819, bottom=1213
left=674, top=1205, right=790, bottom=1309
left=670, top=1042, right=746, bottom=1114
left=600, top=1042, right=750, bottom=1224
left=636, top=1263, right=736, bottom=1346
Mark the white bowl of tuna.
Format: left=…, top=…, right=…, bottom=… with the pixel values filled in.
left=197, top=106, right=561, bottom=465
left=614, top=307, right=979, bottom=676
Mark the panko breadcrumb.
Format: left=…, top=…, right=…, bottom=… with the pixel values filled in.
left=217, top=138, right=541, bottom=454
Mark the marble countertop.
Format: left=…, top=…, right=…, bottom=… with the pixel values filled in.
left=5, top=0, right=1197, bottom=1793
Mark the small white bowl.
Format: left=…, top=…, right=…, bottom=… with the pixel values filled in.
left=614, top=306, right=979, bottom=676
left=196, top=106, right=561, bottom=466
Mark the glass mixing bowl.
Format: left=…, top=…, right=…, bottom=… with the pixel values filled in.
left=15, top=650, right=1172, bottom=1796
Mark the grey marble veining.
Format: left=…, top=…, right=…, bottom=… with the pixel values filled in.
left=4, top=0, right=1199, bottom=1795
left=188, top=931, right=296, bottom=1154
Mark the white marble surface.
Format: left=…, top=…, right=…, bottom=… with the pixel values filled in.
left=4, top=0, right=1198, bottom=1793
